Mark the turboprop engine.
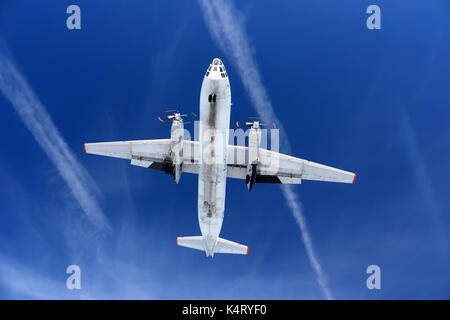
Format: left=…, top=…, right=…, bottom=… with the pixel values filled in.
left=158, top=110, right=198, bottom=184
left=246, top=121, right=262, bottom=190
left=158, top=110, right=188, bottom=184
left=237, top=120, right=262, bottom=191
left=169, top=113, right=184, bottom=184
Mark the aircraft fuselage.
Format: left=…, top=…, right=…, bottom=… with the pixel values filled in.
left=197, top=59, right=231, bottom=256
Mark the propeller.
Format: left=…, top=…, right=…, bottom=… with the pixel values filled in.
left=236, top=121, right=262, bottom=128
left=157, top=109, right=195, bottom=123
left=235, top=117, right=277, bottom=129
left=236, top=117, right=263, bottom=128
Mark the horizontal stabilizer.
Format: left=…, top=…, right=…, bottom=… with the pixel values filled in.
left=176, top=236, right=205, bottom=252
left=214, top=237, right=249, bottom=255
left=176, top=236, right=249, bottom=257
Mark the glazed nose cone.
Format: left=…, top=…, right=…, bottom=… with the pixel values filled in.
left=205, top=58, right=228, bottom=79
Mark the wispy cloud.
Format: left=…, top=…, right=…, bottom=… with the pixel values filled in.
left=198, top=0, right=333, bottom=299
left=400, top=109, right=447, bottom=247
left=0, top=255, right=65, bottom=299
left=0, top=47, right=110, bottom=230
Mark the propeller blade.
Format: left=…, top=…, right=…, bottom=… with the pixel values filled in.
left=191, top=112, right=198, bottom=118
left=236, top=121, right=240, bottom=128
left=158, top=116, right=165, bottom=123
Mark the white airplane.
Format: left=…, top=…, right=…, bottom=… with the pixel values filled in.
left=85, top=58, right=355, bottom=257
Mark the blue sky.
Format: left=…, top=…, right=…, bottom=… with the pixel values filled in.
left=0, top=0, right=449, bottom=299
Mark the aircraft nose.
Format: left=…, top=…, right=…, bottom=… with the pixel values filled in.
left=212, top=58, right=222, bottom=66
left=205, top=58, right=228, bottom=79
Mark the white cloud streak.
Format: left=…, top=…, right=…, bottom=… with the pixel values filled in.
left=281, top=185, right=332, bottom=299
left=0, top=255, right=65, bottom=299
left=198, top=0, right=333, bottom=299
left=0, top=48, right=110, bottom=230
left=400, top=110, right=447, bottom=247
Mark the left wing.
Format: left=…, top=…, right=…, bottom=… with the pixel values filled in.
left=227, top=145, right=355, bottom=184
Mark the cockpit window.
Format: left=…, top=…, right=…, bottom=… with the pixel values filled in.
left=219, top=67, right=223, bottom=72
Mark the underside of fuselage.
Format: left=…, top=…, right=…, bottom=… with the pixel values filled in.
left=197, top=58, right=231, bottom=256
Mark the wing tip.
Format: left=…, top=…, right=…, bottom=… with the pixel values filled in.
left=352, top=174, right=356, bottom=184
left=176, top=237, right=178, bottom=245
left=84, top=144, right=86, bottom=153
left=246, top=247, right=249, bottom=255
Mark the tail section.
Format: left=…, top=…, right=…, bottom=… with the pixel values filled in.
left=176, top=236, right=249, bottom=257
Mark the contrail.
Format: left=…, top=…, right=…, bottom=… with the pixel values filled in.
left=198, top=0, right=333, bottom=299
left=0, top=47, right=110, bottom=230
left=400, top=109, right=447, bottom=247
left=281, top=185, right=332, bottom=299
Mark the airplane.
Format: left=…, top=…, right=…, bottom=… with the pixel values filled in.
left=84, top=58, right=355, bottom=257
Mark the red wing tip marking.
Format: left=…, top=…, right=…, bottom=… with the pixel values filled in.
left=352, top=175, right=356, bottom=184
left=84, top=144, right=86, bottom=153
left=176, top=237, right=178, bottom=245
left=246, top=247, right=249, bottom=255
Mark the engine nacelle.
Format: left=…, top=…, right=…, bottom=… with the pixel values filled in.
left=170, top=115, right=184, bottom=184
left=246, top=123, right=261, bottom=191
